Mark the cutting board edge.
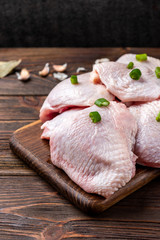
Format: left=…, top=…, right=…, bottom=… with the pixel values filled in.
left=9, top=121, right=160, bottom=214
left=14, top=119, right=41, bottom=133
left=9, top=131, right=107, bottom=214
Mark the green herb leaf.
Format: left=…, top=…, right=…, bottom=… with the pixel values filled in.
left=0, top=59, right=21, bottom=78
left=136, top=53, right=147, bottom=61
left=89, top=111, right=101, bottom=123
left=70, top=75, right=78, bottom=84
left=129, top=68, right=142, bottom=80
left=127, top=62, right=134, bottom=69
left=156, top=112, right=160, bottom=122
left=155, top=67, right=160, bottom=79
left=94, top=98, right=110, bottom=107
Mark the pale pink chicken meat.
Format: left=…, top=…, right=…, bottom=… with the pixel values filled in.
left=129, top=100, right=160, bottom=168
left=40, top=72, right=114, bottom=122
left=41, top=108, right=83, bottom=140
left=117, top=53, right=160, bottom=72
left=41, top=102, right=137, bottom=198
left=91, top=62, right=160, bottom=102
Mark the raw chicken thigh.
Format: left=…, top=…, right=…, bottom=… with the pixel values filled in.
left=91, top=62, right=160, bottom=102
left=40, top=53, right=160, bottom=200
left=41, top=102, right=137, bottom=198
left=129, top=100, right=160, bottom=168
left=117, top=53, right=160, bottom=72
left=41, top=108, right=83, bottom=140
left=40, top=72, right=114, bottom=122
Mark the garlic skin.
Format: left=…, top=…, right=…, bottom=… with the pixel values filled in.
left=39, top=63, right=49, bottom=77
left=53, top=72, right=68, bottom=81
left=76, top=67, right=86, bottom=73
left=95, top=58, right=110, bottom=64
left=16, top=68, right=30, bottom=81
left=53, top=63, right=67, bottom=72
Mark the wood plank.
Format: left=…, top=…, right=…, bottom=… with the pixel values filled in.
left=1, top=47, right=160, bottom=238
left=0, top=96, right=45, bottom=120
left=126, top=47, right=160, bottom=58
left=0, top=48, right=125, bottom=61
left=0, top=151, right=35, bottom=176
left=0, top=120, right=32, bottom=140
left=10, top=120, right=160, bottom=214
left=0, top=48, right=125, bottom=95
left=0, top=48, right=159, bottom=96
left=0, top=213, right=50, bottom=240
left=0, top=121, right=35, bottom=175
left=43, top=220, right=160, bottom=239
left=0, top=176, right=160, bottom=239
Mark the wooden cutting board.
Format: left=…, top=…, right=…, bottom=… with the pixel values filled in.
left=10, top=120, right=160, bottom=214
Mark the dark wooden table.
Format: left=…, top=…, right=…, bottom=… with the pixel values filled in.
left=1, top=48, right=160, bottom=240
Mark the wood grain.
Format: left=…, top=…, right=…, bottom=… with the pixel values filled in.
left=0, top=176, right=160, bottom=239
left=0, top=120, right=35, bottom=175
left=10, top=120, right=160, bottom=214
left=0, top=96, right=45, bottom=120
left=1, top=48, right=160, bottom=239
left=0, top=48, right=125, bottom=95
left=0, top=48, right=159, bottom=96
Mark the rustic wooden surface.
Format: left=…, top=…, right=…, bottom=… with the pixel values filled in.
left=1, top=48, right=160, bottom=239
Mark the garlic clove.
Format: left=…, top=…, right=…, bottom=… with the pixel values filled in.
left=76, top=67, right=86, bottom=73
left=53, top=72, right=68, bottom=81
left=16, top=68, right=30, bottom=81
left=39, top=63, right=49, bottom=77
left=95, top=58, right=110, bottom=64
left=53, top=63, right=67, bottom=72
